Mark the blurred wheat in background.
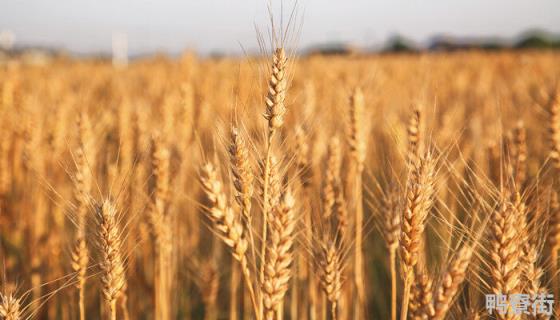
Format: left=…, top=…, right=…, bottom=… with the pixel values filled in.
left=1, top=9, right=560, bottom=319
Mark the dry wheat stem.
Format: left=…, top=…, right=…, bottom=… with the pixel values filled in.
left=150, top=136, right=172, bottom=320
left=72, top=113, right=93, bottom=320
left=348, top=87, right=367, bottom=318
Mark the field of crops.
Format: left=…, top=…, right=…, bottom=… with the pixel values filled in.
left=0, top=49, right=559, bottom=320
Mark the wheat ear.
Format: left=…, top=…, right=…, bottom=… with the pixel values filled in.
left=229, top=127, right=254, bottom=221
left=319, top=242, right=344, bottom=320
left=432, top=243, right=475, bottom=320
left=399, top=152, right=436, bottom=320
left=382, top=184, right=401, bottom=320
left=511, top=121, right=527, bottom=187
left=263, top=48, right=287, bottom=136
left=409, top=265, right=434, bottom=319
left=199, top=162, right=260, bottom=320
left=262, top=188, right=296, bottom=320
left=97, top=200, right=127, bottom=320
left=407, top=106, right=421, bottom=167
left=489, top=194, right=524, bottom=320
left=0, top=293, right=21, bottom=320
left=322, top=137, right=341, bottom=218
left=549, top=91, right=560, bottom=168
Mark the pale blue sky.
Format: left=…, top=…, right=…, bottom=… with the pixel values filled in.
left=2, top=0, right=559, bottom=55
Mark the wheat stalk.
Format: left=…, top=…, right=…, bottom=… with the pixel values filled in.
left=260, top=49, right=288, bottom=311
left=381, top=184, right=401, bottom=320
left=72, top=112, right=93, bottom=320
left=201, top=260, right=220, bottom=320
left=149, top=134, right=173, bottom=320
left=348, top=87, right=367, bottom=317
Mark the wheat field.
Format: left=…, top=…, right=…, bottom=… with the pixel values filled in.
left=0, top=48, right=559, bottom=320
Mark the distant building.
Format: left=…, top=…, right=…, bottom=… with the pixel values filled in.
left=112, top=32, right=129, bottom=67
left=0, top=30, right=15, bottom=51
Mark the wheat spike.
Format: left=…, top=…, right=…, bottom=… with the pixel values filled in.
left=399, top=152, right=436, bottom=320
left=323, top=137, right=341, bottom=218
left=294, top=126, right=312, bottom=189
left=97, top=200, right=127, bottom=320
left=229, top=127, right=254, bottom=220
left=263, top=48, right=287, bottom=135
left=0, top=293, right=21, bottom=320
left=383, top=184, right=401, bottom=320
left=432, top=243, right=475, bottom=320
left=319, top=242, right=344, bottom=320
left=383, top=184, right=401, bottom=252
left=200, top=162, right=248, bottom=268
left=199, top=162, right=260, bottom=319
left=260, top=153, right=281, bottom=210
left=262, top=188, right=296, bottom=320
left=348, top=87, right=366, bottom=172
left=151, top=134, right=170, bottom=215
left=407, top=106, right=421, bottom=167
left=511, top=121, right=527, bottom=187
left=549, top=91, right=560, bottom=168
left=489, top=194, right=524, bottom=320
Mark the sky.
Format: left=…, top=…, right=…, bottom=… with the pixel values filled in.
left=1, top=0, right=560, bottom=55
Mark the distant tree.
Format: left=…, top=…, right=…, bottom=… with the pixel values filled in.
left=515, top=32, right=560, bottom=49
left=384, top=35, right=417, bottom=53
